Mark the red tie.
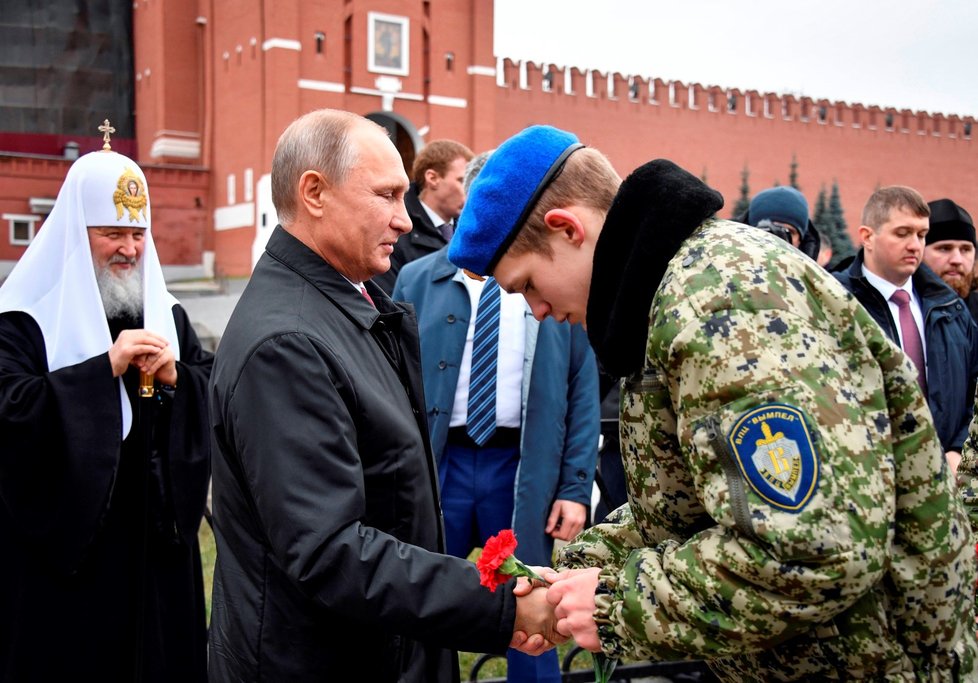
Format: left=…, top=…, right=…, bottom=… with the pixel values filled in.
left=360, top=284, right=375, bottom=308
left=890, top=289, right=927, bottom=395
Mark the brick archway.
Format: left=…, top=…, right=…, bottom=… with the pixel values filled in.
left=365, top=112, right=422, bottom=179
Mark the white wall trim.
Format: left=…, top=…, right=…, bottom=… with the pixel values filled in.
left=150, top=137, right=201, bottom=159
left=214, top=202, right=255, bottom=231
left=298, top=78, right=346, bottom=93
left=29, top=197, right=55, bottom=214
left=428, top=95, right=467, bottom=108
left=349, top=86, right=424, bottom=101
left=467, top=65, right=496, bottom=77
left=263, top=38, right=301, bottom=52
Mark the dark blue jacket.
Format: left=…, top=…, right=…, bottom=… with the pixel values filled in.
left=834, top=250, right=978, bottom=451
left=393, top=247, right=600, bottom=566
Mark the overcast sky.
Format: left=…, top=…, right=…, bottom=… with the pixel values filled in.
left=494, top=0, right=977, bottom=118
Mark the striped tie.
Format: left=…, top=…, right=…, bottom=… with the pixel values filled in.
left=467, top=278, right=501, bottom=446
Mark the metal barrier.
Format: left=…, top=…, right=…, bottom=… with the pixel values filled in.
left=468, top=646, right=719, bottom=682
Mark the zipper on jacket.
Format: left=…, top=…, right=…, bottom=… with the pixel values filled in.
left=702, top=415, right=764, bottom=545
left=624, top=367, right=666, bottom=394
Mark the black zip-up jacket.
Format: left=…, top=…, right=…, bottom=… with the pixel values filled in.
left=208, top=227, right=516, bottom=682
left=834, top=250, right=978, bottom=451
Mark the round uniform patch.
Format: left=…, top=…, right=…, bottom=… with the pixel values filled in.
left=727, top=403, right=819, bottom=512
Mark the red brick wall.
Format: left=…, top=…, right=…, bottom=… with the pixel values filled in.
left=6, top=1, right=976, bottom=277
left=195, top=2, right=969, bottom=275
left=0, top=156, right=208, bottom=266
left=491, top=61, right=977, bottom=235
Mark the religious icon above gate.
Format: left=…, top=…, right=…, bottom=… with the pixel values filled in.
left=368, top=12, right=409, bottom=76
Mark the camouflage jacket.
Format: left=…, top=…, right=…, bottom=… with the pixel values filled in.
left=561, top=216, right=977, bottom=681
left=959, top=405, right=978, bottom=534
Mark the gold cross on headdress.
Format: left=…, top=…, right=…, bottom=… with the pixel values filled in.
left=98, top=119, right=115, bottom=151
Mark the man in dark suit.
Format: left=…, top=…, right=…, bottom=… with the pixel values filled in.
left=834, top=186, right=978, bottom=475
left=374, top=139, right=472, bottom=293
left=208, top=110, right=558, bottom=683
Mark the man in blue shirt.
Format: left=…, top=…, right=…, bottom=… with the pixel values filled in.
left=394, top=152, right=599, bottom=683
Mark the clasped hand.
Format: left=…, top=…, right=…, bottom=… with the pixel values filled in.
left=509, top=566, right=602, bottom=655
left=108, top=329, right=177, bottom=386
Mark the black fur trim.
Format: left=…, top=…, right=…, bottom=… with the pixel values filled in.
left=587, top=159, right=724, bottom=378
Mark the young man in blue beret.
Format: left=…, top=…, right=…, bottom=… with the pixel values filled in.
left=394, top=150, right=600, bottom=683
left=448, top=125, right=977, bottom=681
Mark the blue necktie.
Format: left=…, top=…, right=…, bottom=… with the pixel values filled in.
left=467, top=278, right=500, bottom=446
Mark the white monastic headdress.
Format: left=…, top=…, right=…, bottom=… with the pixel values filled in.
left=0, top=148, right=179, bottom=438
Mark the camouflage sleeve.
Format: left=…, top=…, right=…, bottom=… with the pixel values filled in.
left=565, top=306, right=970, bottom=664
left=960, top=384, right=978, bottom=535
left=868, top=311, right=977, bottom=672
left=557, top=503, right=646, bottom=572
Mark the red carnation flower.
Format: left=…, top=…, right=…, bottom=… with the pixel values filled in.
left=475, top=530, right=619, bottom=683
left=476, top=529, right=541, bottom=592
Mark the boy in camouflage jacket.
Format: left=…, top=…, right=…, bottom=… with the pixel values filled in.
left=449, top=125, right=977, bottom=681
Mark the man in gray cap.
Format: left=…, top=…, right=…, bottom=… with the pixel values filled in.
left=923, top=198, right=978, bottom=320
left=448, top=124, right=977, bottom=681
left=741, top=185, right=821, bottom=261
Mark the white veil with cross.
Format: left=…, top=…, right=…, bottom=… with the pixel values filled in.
left=0, top=145, right=179, bottom=439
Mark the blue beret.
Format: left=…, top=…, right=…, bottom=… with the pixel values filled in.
left=747, top=186, right=813, bottom=238
left=449, top=125, right=583, bottom=276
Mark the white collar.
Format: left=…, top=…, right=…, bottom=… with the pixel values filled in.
left=419, top=198, right=448, bottom=229
left=861, top=263, right=914, bottom=302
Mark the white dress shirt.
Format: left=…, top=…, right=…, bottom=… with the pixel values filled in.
left=450, top=271, right=526, bottom=429
left=861, top=265, right=927, bottom=375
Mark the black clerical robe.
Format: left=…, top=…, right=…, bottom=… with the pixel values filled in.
left=0, top=306, right=212, bottom=683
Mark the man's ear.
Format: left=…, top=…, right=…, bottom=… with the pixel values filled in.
left=299, top=170, right=327, bottom=218
left=543, top=208, right=585, bottom=246
left=424, top=168, right=440, bottom=190
left=857, top=224, right=874, bottom=249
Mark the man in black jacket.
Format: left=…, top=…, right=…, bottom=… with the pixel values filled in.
left=374, top=139, right=472, bottom=293
left=834, top=186, right=978, bottom=474
left=208, top=109, right=558, bottom=682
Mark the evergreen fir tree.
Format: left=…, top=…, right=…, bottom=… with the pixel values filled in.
left=813, top=185, right=829, bottom=234
left=732, top=164, right=751, bottom=219
left=826, top=180, right=856, bottom=268
left=789, top=153, right=800, bottom=190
